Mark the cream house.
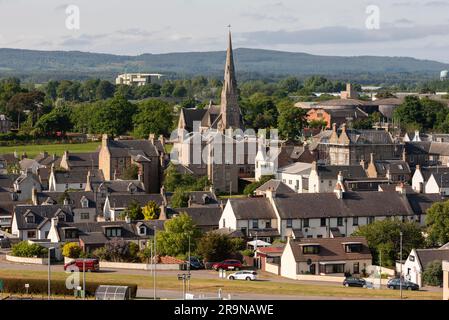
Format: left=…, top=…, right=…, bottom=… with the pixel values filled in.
left=443, top=261, right=449, bottom=300
left=280, top=236, right=372, bottom=279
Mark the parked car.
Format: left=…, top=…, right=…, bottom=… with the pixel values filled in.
left=387, top=278, right=419, bottom=291
left=212, top=259, right=243, bottom=271
left=343, top=277, right=368, bottom=288
left=228, top=270, right=257, bottom=281
left=64, top=258, right=100, bottom=272
left=186, top=257, right=204, bottom=270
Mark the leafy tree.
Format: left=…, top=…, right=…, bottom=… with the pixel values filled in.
left=121, top=164, right=139, bottom=180
left=156, top=213, right=202, bottom=258
left=132, top=99, right=174, bottom=138
left=142, top=201, right=160, bottom=220
left=278, top=105, right=307, bottom=141
left=171, top=188, right=190, bottom=208
left=95, top=80, right=115, bottom=100
left=123, top=200, right=144, bottom=220
left=180, top=97, right=197, bottom=109
left=134, top=83, right=161, bottom=99
left=33, top=105, right=73, bottom=136
left=352, top=219, right=424, bottom=266
left=308, top=119, right=328, bottom=129
left=172, top=85, right=187, bottom=97
left=93, top=239, right=137, bottom=262
left=278, top=77, right=300, bottom=93
left=422, top=260, right=443, bottom=287
left=196, top=233, right=235, bottom=262
left=425, top=200, right=449, bottom=246
left=240, top=93, right=278, bottom=130
left=160, top=81, right=175, bottom=97
left=163, top=163, right=210, bottom=192
left=62, top=242, right=82, bottom=258
left=243, top=175, right=274, bottom=195
left=6, top=91, right=47, bottom=127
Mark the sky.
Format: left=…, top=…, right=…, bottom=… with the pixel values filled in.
left=1, top=0, right=449, bottom=62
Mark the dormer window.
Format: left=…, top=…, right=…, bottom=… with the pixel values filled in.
left=344, top=243, right=363, bottom=253
left=63, top=198, right=70, bottom=206
left=58, top=213, right=66, bottom=222
left=25, top=215, right=35, bottom=224
left=105, top=227, right=122, bottom=237
left=302, top=245, right=320, bottom=254
left=81, top=198, right=89, bottom=208
left=139, top=226, right=147, bottom=235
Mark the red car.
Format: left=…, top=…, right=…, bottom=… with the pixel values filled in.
left=64, top=258, right=100, bottom=272
left=212, top=259, right=243, bottom=271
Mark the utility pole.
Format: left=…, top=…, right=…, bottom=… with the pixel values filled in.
left=153, top=226, right=157, bottom=300
left=187, top=233, right=191, bottom=292
left=400, top=231, right=403, bottom=300
left=83, top=258, right=86, bottom=300
left=47, top=247, right=54, bottom=300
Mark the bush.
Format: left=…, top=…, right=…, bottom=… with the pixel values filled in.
left=241, top=249, right=254, bottom=257
left=0, top=277, right=137, bottom=298
left=11, top=241, right=47, bottom=258
left=62, top=242, right=82, bottom=258
left=423, top=260, right=443, bottom=286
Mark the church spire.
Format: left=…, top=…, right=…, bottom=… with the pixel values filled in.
left=219, top=30, right=243, bottom=131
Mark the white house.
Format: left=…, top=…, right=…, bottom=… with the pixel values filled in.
left=401, top=246, right=449, bottom=287
left=280, top=236, right=372, bottom=279
left=308, top=162, right=367, bottom=193
left=276, top=162, right=312, bottom=193
left=48, top=167, right=104, bottom=192
left=255, top=146, right=276, bottom=181
left=412, top=165, right=449, bottom=193
left=425, top=173, right=449, bottom=195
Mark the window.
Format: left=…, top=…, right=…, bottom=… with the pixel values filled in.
left=27, top=231, right=36, bottom=239
left=139, top=226, right=146, bottom=235
left=286, top=219, right=293, bottom=228
left=367, top=216, right=375, bottom=224
left=337, top=217, right=343, bottom=226
left=409, top=255, right=415, bottom=262
left=303, top=245, right=320, bottom=254
left=65, top=184, right=69, bottom=189
left=252, top=219, right=258, bottom=229
left=328, top=180, right=332, bottom=187
left=80, top=212, right=89, bottom=220
left=25, top=215, right=35, bottom=224
left=320, top=218, right=326, bottom=227
left=319, top=263, right=345, bottom=274
left=317, top=234, right=323, bottom=238
left=303, top=219, right=309, bottom=228
left=353, top=262, right=360, bottom=274
left=58, top=214, right=65, bottom=222
left=353, top=217, right=359, bottom=226
left=222, top=219, right=226, bottom=228
left=345, top=243, right=362, bottom=253
left=79, top=184, right=83, bottom=189
left=241, top=227, right=247, bottom=236
left=106, top=228, right=122, bottom=237
left=265, top=220, right=271, bottom=229
left=65, top=229, right=78, bottom=239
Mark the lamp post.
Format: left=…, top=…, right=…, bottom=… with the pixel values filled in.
left=400, top=231, right=403, bottom=300
left=47, top=247, right=54, bottom=300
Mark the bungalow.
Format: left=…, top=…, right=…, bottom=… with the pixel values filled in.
left=280, top=236, right=372, bottom=279
left=400, top=245, right=449, bottom=287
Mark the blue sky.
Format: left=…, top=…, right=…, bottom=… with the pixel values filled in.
left=1, top=0, right=449, bottom=62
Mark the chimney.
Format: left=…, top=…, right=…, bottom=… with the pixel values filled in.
left=158, top=134, right=165, bottom=146
left=332, top=123, right=337, bottom=133
left=42, top=151, right=48, bottom=158
left=360, top=159, right=366, bottom=169
left=125, top=215, right=131, bottom=223
left=102, top=134, right=109, bottom=148
left=396, top=182, right=406, bottom=195
left=85, top=170, right=92, bottom=192
left=341, top=123, right=347, bottom=133
left=370, top=153, right=374, bottom=164
left=402, top=148, right=407, bottom=162
left=113, top=169, right=117, bottom=180
left=148, top=133, right=155, bottom=144
left=31, top=187, right=38, bottom=205
left=265, top=187, right=276, bottom=199
left=51, top=217, right=58, bottom=229
left=334, top=183, right=344, bottom=199
left=159, top=204, right=167, bottom=220
left=311, top=161, right=318, bottom=172
left=63, top=150, right=69, bottom=160
left=219, top=200, right=224, bottom=211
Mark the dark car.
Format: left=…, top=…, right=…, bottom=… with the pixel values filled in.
left=212, top=259, right=243, bottom=271
left=343, top=277, right=367, bottom=288
left=186, top=257, right=204, bottom=270
left=387, top=278, right=419, bottom=291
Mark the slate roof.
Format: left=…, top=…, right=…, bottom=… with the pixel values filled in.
left=272, top=192, right=414, bottom=219
left=54, top=169, right=104, bottom=184
left=277, top=162, right=312, bottom=175
left=228, top=197, right=277, bottom=220
left=97, top=180, right=145, bottom=193
left=169, top=207, right=222, bottom=227
left=317, top=165, right=367, bottom=179
left=107, top=139, right=159, bottom=158
left=0, top=192, right=25, bottom=216
left=429, top=142, right=449, bottom=156
left=288, top=237, right=372, bottom=263
left=419, top=167, right=449, bottom=181
left=405, top=142, right=431, bottom=155
left=0, top=174, right=19, bottom=190
left=432, top=173, right=449, bottom=188
left=66, top=152, right=99, bottom=169
left=256, top=179, right=296, bottom=195
left=13, top=205, right=74, bottom=230
left=415, top=248, right=449, bottom=269
left=34, top=153, right=60, bottom=167
left=107, top=193, right=164, bottom=208
left=374, top=160, right=411, bottom=175
left=406, top=193, right=448, bottom=215
left=37, top=191, right=97, bottom=208
left=181, top=108, right=208, bottom=133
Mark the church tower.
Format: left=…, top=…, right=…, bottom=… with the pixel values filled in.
left=218, top=31, right=244, bottom=131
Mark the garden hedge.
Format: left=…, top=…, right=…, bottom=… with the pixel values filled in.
left=0, top=277, right=137, bottom=298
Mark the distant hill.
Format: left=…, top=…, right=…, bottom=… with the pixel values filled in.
left=0, top=47, right=448, bottom=84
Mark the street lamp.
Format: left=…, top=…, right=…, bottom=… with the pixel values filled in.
left=399, top=231, right=403, bottom=300
left=47, top=247, right=55, bottom=300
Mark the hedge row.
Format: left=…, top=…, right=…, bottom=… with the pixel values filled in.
left=0, top=277, right=137, bottom=298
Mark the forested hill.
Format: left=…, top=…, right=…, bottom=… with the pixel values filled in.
left=0, top=47, right=448, bottom=83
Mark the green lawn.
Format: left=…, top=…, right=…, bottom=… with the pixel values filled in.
left=0, top=142, right=101, bottom=158
left=0, top=270, right=441, bottom=300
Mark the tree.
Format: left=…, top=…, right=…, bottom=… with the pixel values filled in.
left=240, top=93, right=278, bottom=130
left=278, top=105, right=307, bottom=141
left=142, top=201, right=160, bottom=220
left=425, top=200, right=449, bottom=246
left=163, top=163, right=210, bottom=192
left=62, top=242, right=82, bottom=258
left=352, top=219, right=424, bottom=266
left=156, top=213, right=201, bottom=258
left=123, top=200, right=144, bottom=220
left=171, top=189, right=190, bottom=208
left=422, top=260, right=443, bottom=287
left=243, top=175, right=274, bottom=196
left=95, top=80, right=115, bottom=100
left=93, top=239, right=135, bottom=262
left=33, top=105, right=73, bottom=136
left=196, top=233, right=235, bottom=262
left=132, top=99, right=174, bottom=138
left=11, top=241, right=47, bottom=258
left=121, top=164, right=139, bottom=180
left=172, top=85, right=187, bottom=98
left=161, top=81, right=175, bottom=97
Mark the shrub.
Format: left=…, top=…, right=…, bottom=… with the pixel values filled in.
left=11, top=241, right=47, bottom=258
left=423, top=260, right=443, bottom=286
left=62, top=242, right=82, bottom=258
left=241, top=249, right=254, bottom=257
left=0, top=277, right=137, bottom=298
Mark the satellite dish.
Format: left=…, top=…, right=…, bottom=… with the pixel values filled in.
left=307, top=259, right=312, bottom=265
